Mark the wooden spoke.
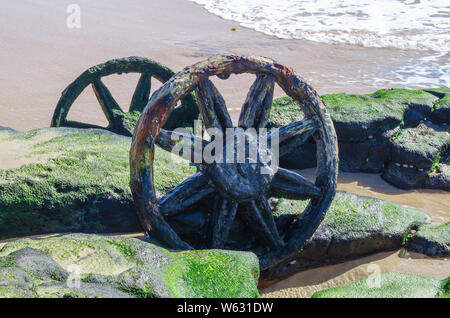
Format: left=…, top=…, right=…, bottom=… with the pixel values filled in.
left=268, top=118, right=318, bottom=157
left=158, top=172, right=215, bottom=216
left=269, top=118, right=318, bottom=145
left=129, top=72, right=152, bottom=112
left=91, top=79, right=123, bottom=124
left=271, top=167, right=321, bottom=199
left=195, top=79, right=233, bottom=131
left=61, top=120, right=105, bottom=130
left=156, top=129, right=208, bottom=163
left=238, top=74, right=275, bottom=129
left=278, top=131, right=317, bottom=157
left=210, top=198, right=239, bottom=248
left=240, top=200, right=284, bottom=249
left=52, top=57, right=199, bottom=137
left=259, top=195, right=284, bottom=246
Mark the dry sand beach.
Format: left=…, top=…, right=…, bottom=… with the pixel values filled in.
left=0, top=0, right=449, bottom=298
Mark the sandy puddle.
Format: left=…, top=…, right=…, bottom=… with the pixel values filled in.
left=300, top=168, right=450, bottom=223
left=260, top=250, right=449, bottom=298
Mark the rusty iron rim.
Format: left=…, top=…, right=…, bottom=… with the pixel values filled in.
left=130, top=54, right=338, bottom=270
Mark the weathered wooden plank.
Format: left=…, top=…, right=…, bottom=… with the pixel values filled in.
left=156, top=129, right=208, bottom=163
left=259, top=195, right=285, bottom=246
left=238, top=74, right=275, bottom=129
left=272, top=167, right=321, bottom=199
left=158, top=172, right=215, bottom=216
left=195, top=79, right=233, bottom=131
left=92, top=79, right=123, bottom=124
left=240, top=200, right=284, bottom=250
left=129, top=72, right=152, bottom=112
left=210, top=198, right=238, bottom=248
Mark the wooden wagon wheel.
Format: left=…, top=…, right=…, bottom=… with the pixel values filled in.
left=130, top=54, right=338, bottom=270
left=51, top=56, right=198, bottom=136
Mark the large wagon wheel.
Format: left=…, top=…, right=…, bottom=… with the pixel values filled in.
left=51, top=56, right=198, bottom=136
left=130, top=54, right=338, bottom=270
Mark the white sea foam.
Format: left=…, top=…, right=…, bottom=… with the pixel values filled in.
left=189, top=0, right=450, bottom=52
left=189, top=0, right=449, bottom=87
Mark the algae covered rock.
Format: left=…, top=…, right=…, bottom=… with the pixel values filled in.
left=262, top=191, right=430, bottom=280
left=312, top=272, right=449, bottom=298
left=321, top=88, right=436, bottom=142
left=0, top=127, right=196, bottom=239
left=0, top=125, right=433, bottom=283
left=427, top=87, right=450, bottom=125
left=0, top=247, right=69, bottom=282
left=382, top=121, right=450, bottom=190
left=268, top=88, right=436, bottom=143
left=406, top=222, right=450, bottom=257
left=0, top=233, right=260, bottom=298
left=266, top=87, right=450, bottom=190
left=0, top=267, right=36, bottom=298
left=427, top=162, right=450, bottom=190
left=389, top=122, right=449, bottom=169
left=432, top=95, right=450, bottom=125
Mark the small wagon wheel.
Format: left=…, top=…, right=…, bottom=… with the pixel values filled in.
left=130, top=55, right=338, bottom=270
left=51, top=56, right=198, bottom=136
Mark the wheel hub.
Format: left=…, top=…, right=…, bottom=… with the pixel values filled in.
left=207, top=132, right=276, bottom=201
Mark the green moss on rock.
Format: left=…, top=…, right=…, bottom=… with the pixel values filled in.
left=0, top=128, right=196, bottom=239
left=267, top=96, right=305, bottom=128
left=263, top=191, right=429, bottom=280
left=267, top=88, right=438, bottom=142
left=0, top=233, right=260, bottom=298
left=407, top=222, right=450, bottom=257
left=441, top=276, right=450, bottom=298
left=312, top=272, right=448, bottom=298
left=113, top=110, right=142, bottom=136
left=165, top=249, right=259, bottom=298
left=425, top=87, right=450, bottom=96
left=0, top=267, right=36, bottom=297
left=431, top=95, right=450, bottom=125
left=272, top=191, right=428, bottom=236
left=35, top=282, right=132, bottom=298
left=267, top=88, right=450, bottom=190
left=390, top=122, right=449, bottom=168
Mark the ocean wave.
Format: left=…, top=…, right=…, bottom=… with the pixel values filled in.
left=189, top=0, right=450, bottom=52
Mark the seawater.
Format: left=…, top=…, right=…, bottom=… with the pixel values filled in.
left=189, top=0, right=450, bottom=87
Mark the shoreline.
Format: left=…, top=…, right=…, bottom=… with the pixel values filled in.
left=0, top=0, right=441, bottom=131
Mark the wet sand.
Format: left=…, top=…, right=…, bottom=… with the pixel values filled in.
left=300, top=169, right=450, bottom=223
left=0, top=0, right=429, bottom=131
left=260, top=250, right=449, bottom=298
